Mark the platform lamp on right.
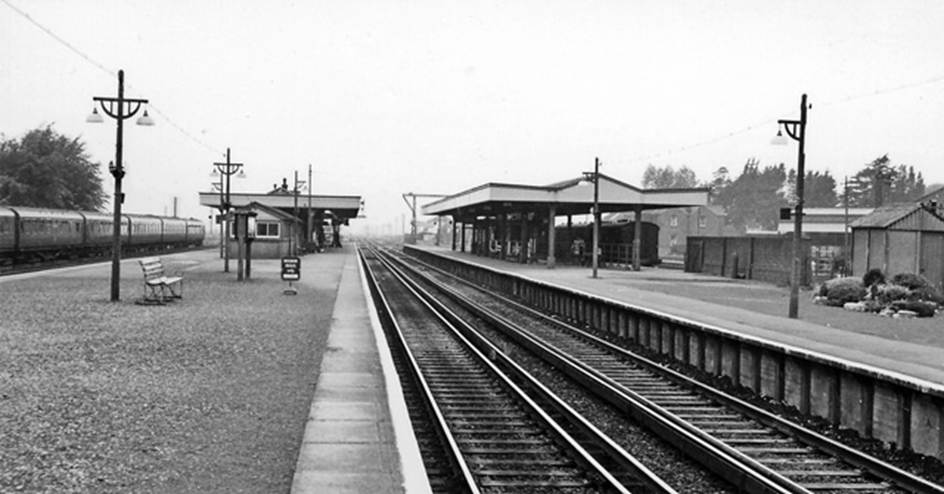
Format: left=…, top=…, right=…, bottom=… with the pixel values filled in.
left=772, top=93, right=810, bottom=319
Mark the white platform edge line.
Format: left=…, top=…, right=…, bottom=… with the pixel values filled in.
left=357, top=252, right=433, bottom=494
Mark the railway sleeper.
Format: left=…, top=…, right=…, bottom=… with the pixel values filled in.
left=800, top=482, right=891, bottom=491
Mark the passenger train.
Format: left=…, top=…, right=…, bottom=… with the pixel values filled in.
left=0, top=206, right=205, bottom=265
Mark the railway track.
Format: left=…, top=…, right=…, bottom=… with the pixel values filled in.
left=376, top=244, right=944, bottom=494
left=361, top=246, right=675, bottom=493
left=0, top=245, right=208, bottom=277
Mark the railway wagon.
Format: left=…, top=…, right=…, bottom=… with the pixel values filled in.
left=555, top=221, right=660, bottom=266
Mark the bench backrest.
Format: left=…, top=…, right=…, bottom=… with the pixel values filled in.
left=139, top=257, right=166, bottom=281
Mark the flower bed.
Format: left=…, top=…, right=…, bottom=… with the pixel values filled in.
left=813, top=270, right=942, bottom=318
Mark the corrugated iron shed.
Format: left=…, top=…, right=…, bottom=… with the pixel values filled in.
left=850, top=204, right=944, bottom=232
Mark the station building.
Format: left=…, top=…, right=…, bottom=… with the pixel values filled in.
left=198, top=182, right=362, bottom=259
left=421, top=173, right=709, bottom=269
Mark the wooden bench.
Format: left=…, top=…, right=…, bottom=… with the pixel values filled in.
left=138, top=257, right=183, bottom=303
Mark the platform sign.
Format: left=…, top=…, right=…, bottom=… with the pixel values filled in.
left=281, top=257, right=301, bottom=281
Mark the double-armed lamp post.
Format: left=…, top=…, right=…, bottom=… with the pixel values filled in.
left=582, top=157, right=602, bottom=279
left=87, top=69, right=153, bottom=302
left=211, top=148, right=245, bottom=272
left=772, top=93, right=809, bottom=319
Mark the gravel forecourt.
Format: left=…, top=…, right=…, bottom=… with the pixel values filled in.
left=0, top=249, right=346, bottom=493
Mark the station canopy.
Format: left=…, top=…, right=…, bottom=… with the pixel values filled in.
left=199, top=191, right=362, bottom=223
left=421, top=174, right=709, bottom=219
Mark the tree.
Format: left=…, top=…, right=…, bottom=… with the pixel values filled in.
left=712, top=158, right=788, bottom=230
left=847, top=154, right=925, bottom=207
left=641, top=164, right=700, bottom=189
left=0, top=126, right=105, bottom=210
left=784, top=169, right=838, bottom=208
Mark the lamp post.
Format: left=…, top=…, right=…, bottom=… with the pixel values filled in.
left=211, top=181, right=224, bottom=258
left=582, top=157, right=601, bottom=279
left=307, top=163, right=313, bottom=251
left=211, top=148, right=245, bottom=272
left=291, top=170, right=308, bottom=256
left=772, top=93, right=809, bottom=319
left=87, top=69, right=153, bottom=302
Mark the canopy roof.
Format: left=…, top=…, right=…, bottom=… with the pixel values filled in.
left=421, top=173, right=709, bottom=219
left=199, top=192, right=362, bottom=221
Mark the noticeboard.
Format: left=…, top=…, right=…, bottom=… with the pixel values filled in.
left=281, top=257, right=301, bottom=281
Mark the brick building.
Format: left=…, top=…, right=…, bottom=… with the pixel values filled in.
left=639, top=205, right=731, bottom=258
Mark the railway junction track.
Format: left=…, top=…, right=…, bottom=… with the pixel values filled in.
left=362, top=243, right=944, bottom=493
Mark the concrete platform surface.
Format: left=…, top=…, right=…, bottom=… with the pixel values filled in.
left=418, top=247, right=944, bottom=387
left=291, top=248, right=430, bottom=494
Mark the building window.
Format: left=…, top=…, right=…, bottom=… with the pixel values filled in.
left=256, top=221, right=280, bottom=238
left=669, top=215, right=678, bottom=227
left=698, top=216, right=707, bottom=229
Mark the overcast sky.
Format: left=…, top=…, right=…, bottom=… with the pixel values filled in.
left=2, top=0, right=943, bottom=234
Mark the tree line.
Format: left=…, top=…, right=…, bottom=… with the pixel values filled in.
left=642, top=156, right=933, bottom=231
left=0, top=126, right=106, bottom=210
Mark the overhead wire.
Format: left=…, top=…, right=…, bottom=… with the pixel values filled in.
left=615, top=73, right=944, bottom=172
left=5, top=0, right=944, bottom=173
left=1, top=0, right=224, bottom=156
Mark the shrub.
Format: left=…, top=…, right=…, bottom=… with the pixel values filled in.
left=890, top=300, right=938, bottom=317
left=877, top=283, right=910, bottom=304
left=824, top=277, right=866, bottom=305
left=862, top=268, right=885, bottom=287
left=908, top=285, right=944, bottom=305
left=890, top=273, right=931, bottom=290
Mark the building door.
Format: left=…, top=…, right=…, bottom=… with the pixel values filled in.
left=686, top=239, right=703, bottom=272
left=920, top=233, right=944, bottom=289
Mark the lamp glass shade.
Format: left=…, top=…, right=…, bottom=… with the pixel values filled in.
left=210, top=168, right=220, bottom=177
left=771, top=130, right=789, bottom=146
left=237, top=169, right=246, bottom=178
left=136, top=110, right=155, bottom=126
left=86, top=108, right=104, bottom=123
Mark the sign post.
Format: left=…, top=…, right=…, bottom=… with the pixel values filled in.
left=281, top=257, right=301, bottom=295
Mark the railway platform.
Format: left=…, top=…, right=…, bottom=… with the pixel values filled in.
left=413, top=246, right=944, bottom=385
left=0, top=246, right=428, bottom=493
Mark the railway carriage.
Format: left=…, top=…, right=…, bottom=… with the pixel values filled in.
left=160, top=217, right=189, bottom=247
left=184, top=218, right=206, bottom=246
left=126, top=214, right=164, bottom=247
left=0, top=206, right=205, bottom=266
left=0, top=207, right=16, bottom=255
left=14, top=207, right=86, bottom=257
left=80, top=211, right=129, bottom=251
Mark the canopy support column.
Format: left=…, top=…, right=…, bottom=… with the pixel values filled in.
left=547, top=206, right=557, bottom=268
left=633, top=205, right=643, bottom=271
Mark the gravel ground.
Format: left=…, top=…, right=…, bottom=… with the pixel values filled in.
left=0, top=251, right=342, bottom=493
